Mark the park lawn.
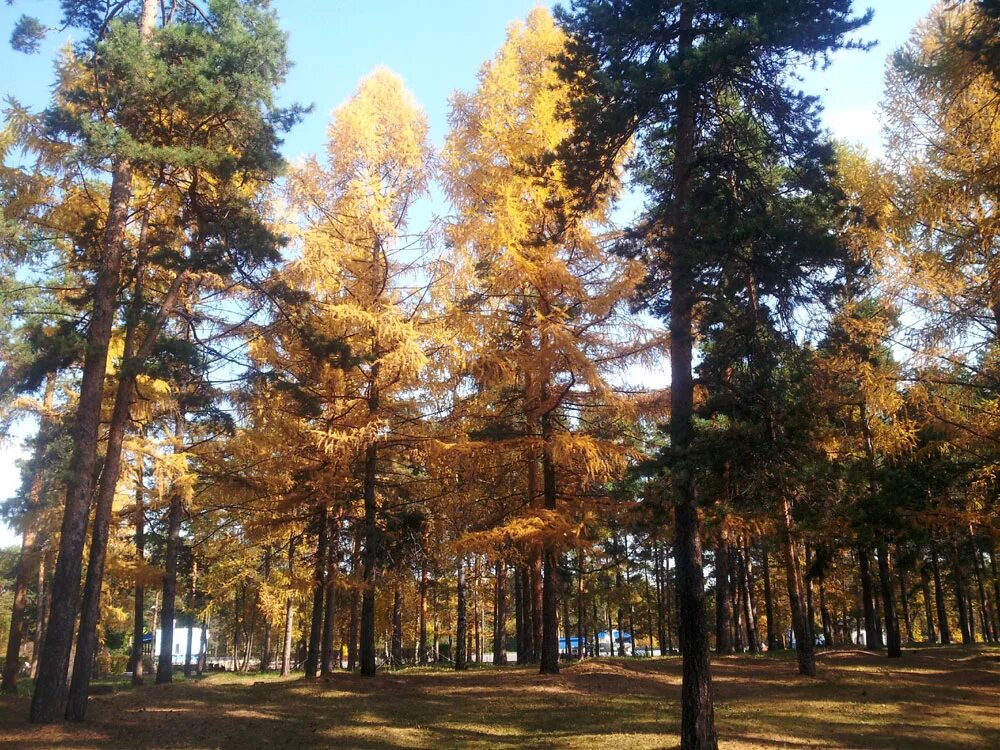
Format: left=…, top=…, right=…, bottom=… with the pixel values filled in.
left=0, top=646, right=996, bottom=749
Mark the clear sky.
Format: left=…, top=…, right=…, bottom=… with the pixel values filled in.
left=0, top=0, right=936, bottom=547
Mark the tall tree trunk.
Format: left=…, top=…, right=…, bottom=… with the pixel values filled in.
left=539, top=406, right=560, bottom=674
left=951, top=538, right=973, bottom=644
left=781, top=497, right=815, bottom=676
left=761, top=542, right=779, bottom=651
left=714, top=530, right=734, bottom=655
left=876, top=540, right=902, bottom=657
left=819, top=577, right=834, bottom=648
left=2, top=374, right=55, bottom=695
left=32, top=52, right=135, bottom=727
left=493, top=560, right=507, bottom=664
left=156, top=416, right=186, bottom=685
left=31, top=546, right=52, bottom=679
left=129, top=452, right=146, bottom=686
left=261, top=550, right=272, bottom=673
left=739, top=540, right=760, bottom=654
left=514, top=567, right=525, bottom=664
left=969, top=528, right=995, bottom=643
left=184, top=615, right=194, bottom=677
left=858, top=545, right=880, bottom=648
left=655, top=542, right=667, bottom=655
left=419, top=561, right=429, bottom=665
left=359, top=441, right=379, bottom=676
left=919, top=562, right=937, bottom=643
left=305, top=504, right=328, bottom=677
left=281, top=537, right=296, bottom=676
left=455, top=558, right=467, bottom=670
left=898, top=569, right=914, bottom=644
left=30, top=5, right=159, bottom=724
left=670, top=9, right=716, bottom=743
left=391, top=585, right=403, bottom=669
left=321, top=513, right=340, bottom=676
left=931, top=540, right=951, bottom=643
left=576, top=552, right=586, bottom=659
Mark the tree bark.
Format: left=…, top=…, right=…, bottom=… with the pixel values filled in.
left=305, top=504, right=328, bottom=677
left=391, top=584, right=403, bottom=668
left=919, top=562, right=937, bottom=643
left=898, top=569, right=914, bottom=644
left=281, top=537, right=296, bottom=676
left=359, top=441, right=378, bottom=676
left=493, top=560, right=507, bottom=664
left=155, top=415, right=186, bottom=685
left=714, top=530, right=734, bottom=655
left=761, top=542, right=780, bottom=651
left=951, top=538, right=973, bottom=644
left=875, top=540, right=901, bottom=657
left=739, top=540, right=760, bottom=654
left=858, top=545, right=880, bottom=648
left=931, top=540, right=951, bottom=643
left=129, top=452, right=146, bottom=685
left=781, top=497, right=815, bottom=676
left=455, top=558, right=467, bottom=670
left=321, top=513, right=340, bottom=676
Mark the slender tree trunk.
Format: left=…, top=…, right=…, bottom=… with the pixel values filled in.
left=576, top=552, right=585, bottom=659
left=281, top=537, right=296, bottom=676
left=858, top=545, right=879, bottom=648
left=931, top=541, right=951, bottom=643
left=714, top=530, right=734, bottom=655
left=876, top=540, right=901, bottom=657
left=514, top=567, right=525, bottom=664
left=197, top=616, right=207, bottom=675
left=321, top=514, right=340, bottom=676
left=819, top=578, right=834, bottom=648
left=898, top=569, right=914, bottom=644
left=739, top=540, right=760, bottom=654
left=260, top=550, right=272, bottom=673
left=31, top=546, right=52, bottom=678
left=951, top=538, right=973, bottom=644
left=539, top=406, right=560, bottom=674
left=969, top=529, right=995, bottom=643
left=2, top=374, right=55, bottom=694
left=417, top=560, right=429, bottom=664
left=360, top=441, right=378, bottom=676
left=781, top=497, right=815, bottom=675
left=155, top=416, right=186, bottom=686
left=493, top=560, right=507, bottom=664
left=305, top=504, right=328, bottom=677
left=391, top=585, right=403, bottom=669
left=919, top=562, right=936, bottom=643
left=129, top=452, right=146, bottom=686
left=761, top=542, right=779, bottom=651
left=455, top=558, right=467, bottom=670
left=184, top=616, right=194, bottom=677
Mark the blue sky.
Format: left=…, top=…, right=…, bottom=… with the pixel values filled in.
left=0, top=0, right=935, bottom=546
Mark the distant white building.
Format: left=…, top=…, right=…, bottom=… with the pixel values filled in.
left=152, top=623, right=209, bottom=665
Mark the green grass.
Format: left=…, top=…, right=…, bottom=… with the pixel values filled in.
left=0, top=645, right=996, bottom=749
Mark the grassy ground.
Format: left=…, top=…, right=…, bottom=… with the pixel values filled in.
left=0, top=646, right=996, bottom=749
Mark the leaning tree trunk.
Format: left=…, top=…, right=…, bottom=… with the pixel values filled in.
left=875, top=540, right=902, bottom=658
left=2, top=374, right=55, bottom=695
left=29, top=1, right=158, bottom=724
left=156, top=415, right=187, bottom=685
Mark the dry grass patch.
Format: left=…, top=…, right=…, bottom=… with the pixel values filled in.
left=0, top=645, right=995, bottom=749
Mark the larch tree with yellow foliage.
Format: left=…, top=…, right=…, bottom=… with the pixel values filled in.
left=443, top=8, right=656, bottom=675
